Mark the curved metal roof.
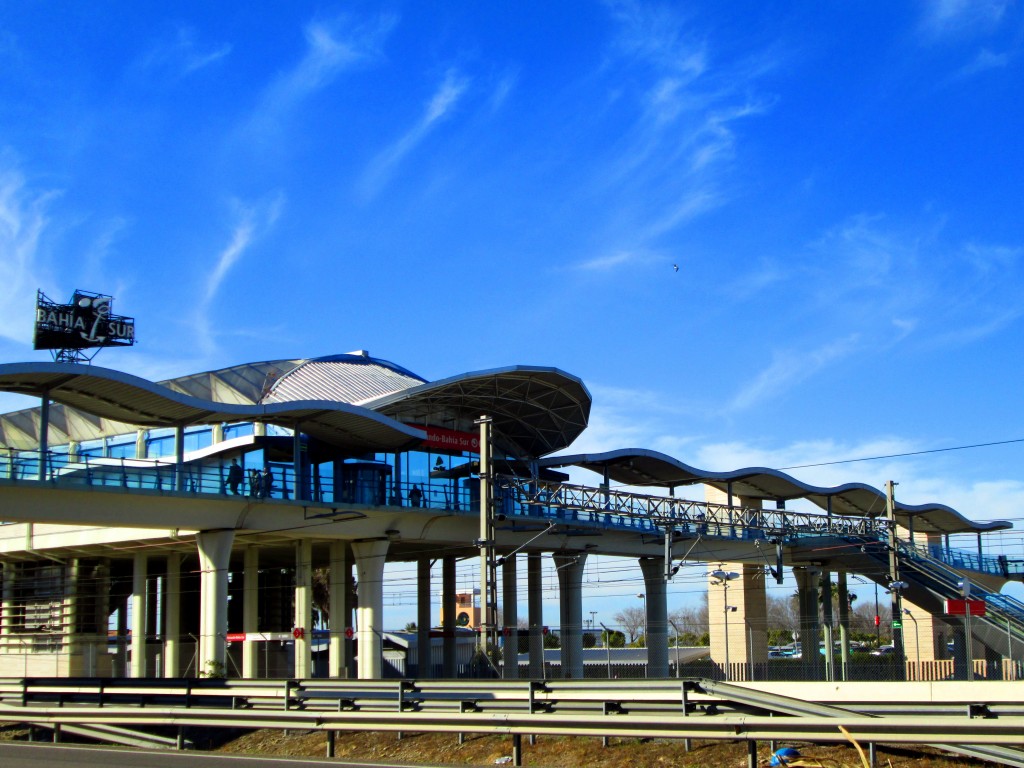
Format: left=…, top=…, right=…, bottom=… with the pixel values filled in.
left=0, top=362, right=425, bottom=453
left=539, top=448, right=1009, bottom=534
left=262, top=352, right=427, bottom=406
left=363, top=366, right=592, bottom=458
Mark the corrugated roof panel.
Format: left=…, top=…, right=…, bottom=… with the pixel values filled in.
left=264, top=359, right=424, bottom=406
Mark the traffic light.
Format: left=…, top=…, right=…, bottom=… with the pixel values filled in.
left=874, top=615, right=880, bottom=627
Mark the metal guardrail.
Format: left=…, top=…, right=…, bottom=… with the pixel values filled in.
left=3, top=678, right=1024, bottom=752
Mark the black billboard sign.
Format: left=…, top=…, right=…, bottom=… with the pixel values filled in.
left=34, top=290, right=136, bottom=358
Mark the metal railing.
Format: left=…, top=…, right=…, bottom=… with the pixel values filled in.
left=0, top=450, right=1011, bottom=582
left=2, top=676, right=1024, bottom=762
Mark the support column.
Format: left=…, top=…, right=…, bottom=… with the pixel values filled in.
left=175, top=425, right=185, bottom=492
left=164, top=554, right=181, bottom=678
left=502, top=553, right=519, bottom=678
left=639, top=557, right=668, bottom=678
left=442, top=555, right=457, bottom=677
left=821, top=569, right=834, bottom=681
left=417, top=557, right=432, bottom=678
left=527, top=552, right=544, bottom=679
left=329, top=542, right=349, bottom=678
left=243, top=546, right=259, bottom=678
left=554, top=553, right=587, bottom=680
left=837, top=571, right=850, bottom=681
left=131, top=552, right=148, bottom=678
left=63, top=559, right=79, bottom=667
left=793, top=566, right=823, bottom=680
left=1, top=562, right=15, bottom=653
left=38, top=394, right=49, bottom=481
left=196, top=529, right=235, bottom=676
left=352, top=539, right=389, bottom=679
left=293, top=539, right=313, bottom=679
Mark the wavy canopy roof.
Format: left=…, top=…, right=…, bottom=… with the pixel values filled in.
left=364, top=366, right=592, bottom=458
left=0, top=362, right=425, bottom=452
left=539, top=448, right=1009, bottom=534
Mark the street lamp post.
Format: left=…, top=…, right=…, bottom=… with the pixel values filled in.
left=636, top=593, right=647, bottom=646
left=711, top=569, right=739, bottom=681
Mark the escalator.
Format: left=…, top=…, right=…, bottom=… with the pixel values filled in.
left=855, top=537, right=1024, bottom=671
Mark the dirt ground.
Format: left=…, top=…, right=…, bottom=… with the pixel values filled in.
left=213, top=728, right=993, bottom=768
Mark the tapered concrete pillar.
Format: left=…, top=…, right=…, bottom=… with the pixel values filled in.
left=821, top=569, right=834, bottom=681
left=63, top=559, right=79, bottom=661
left=352, top=539, right=389, bottom=679
left=293, top=539, right=313, bottom=679
left=1, top=561, right=15, bottom=652
left=196, top=529, right=235, bottom=676
left=639, top=557, right=668, bottom=678
left=131, top=552, right=148, bottom=678
left=554, top=553, right=587, bottom=679
left=442, top=555, right=457, bottom=677
left=417, top=557, right=432, bottom=678
left=708, top=563, right=768, bottom=681
left=243, top=546, right=259, bottom=678
left=329, top=542, right=349, bottom=678
left=793, top=566, right=823, bottom=680
left=163, top=554, right=181, bottom=678
left=502, top=553, right=519, bottom=678
left=527, top=552, right=544, bottom=678
left=837, top=571, right=851, bottom=681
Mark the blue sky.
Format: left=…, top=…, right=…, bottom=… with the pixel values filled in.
left=2, top=2, right=1023, bottom=622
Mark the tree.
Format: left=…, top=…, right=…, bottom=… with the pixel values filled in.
left=582, top=632, right=597, bottom=649
left=614, top=606, right=646, bottom=643
left=602, top=628, right=626, bottom=648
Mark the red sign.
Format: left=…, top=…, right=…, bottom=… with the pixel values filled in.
left=414, top=425, right=480, bottom=453
left=293, top=627, right=305, bottom=639
left=344, top=627, right=354, bottom=640
left=226, top=632, right=246, bottom=642
left=944, top=599, right=986, bottom=616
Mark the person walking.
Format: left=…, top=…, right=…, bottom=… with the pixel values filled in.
left=227, top=459, right=244, bottom=495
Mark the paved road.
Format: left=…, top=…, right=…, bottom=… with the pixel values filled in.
left=0, top=743, right=433, bottom=768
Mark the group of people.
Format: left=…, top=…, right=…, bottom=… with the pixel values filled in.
left=226, top=459, right=274, bottom=499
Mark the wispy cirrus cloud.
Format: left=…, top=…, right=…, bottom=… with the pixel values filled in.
left=0, top=163, right=56, bottom=345
left=726, top=335, right=862, bottom=413
left=359, top=69, right=470, bottom=199
left=136, top=26, right=231, bottom=80
left=248, top=14, right=396, bottom=138
left=918, top=0, right=1012, bottom=41
left=196, top=194, right=284, bottom=355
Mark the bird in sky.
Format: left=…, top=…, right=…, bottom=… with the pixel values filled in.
left=673, top=264, right=679, bottom=272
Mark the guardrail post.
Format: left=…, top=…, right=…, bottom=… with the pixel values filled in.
left=747, top=740, right=757, bottom=768
left=868, top=742, right=876, bottom=768
left=326, top=731, right=335, bottom=757
left=512, top=733, right=522, bottom=766
left=284, top=679, right=292, bottom=711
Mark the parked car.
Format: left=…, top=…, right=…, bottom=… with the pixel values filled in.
left=870, top=644, right=895, bottom=656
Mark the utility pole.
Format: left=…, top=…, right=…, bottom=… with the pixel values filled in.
left=886, top=480, right=906, bottom=677
left=476, top=415, right=497, bottom=669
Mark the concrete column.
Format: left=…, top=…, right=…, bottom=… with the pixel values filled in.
left=131, top=552, right=148, bottom=678
left=793, top=566, right=823, bottom=680
left=417, top=557, right=432, bottom=678
left=837, top=571, right=850, bottom=681
left=639, top=557, right=668, bottom=678
left=196, top=529, right=235, bottom=676
left=708, top=563, right=768, bottom=681
left=442, top=555, right=457, bottom=677
left=352, top=539, right=389, bottom=679
left=1, top=562, right=15, bottom=652
left=554, top=553, right=587, bottom=679
left=293, top=539, right=313, bottom=678
left=527, top=552, right=544, bottom=679
left=63, top=559, right=79, bottom=660
left=328, top=542, right=348, bottom=678
left=502, top=553, right=519, bottom=678
left=243, top=546, right=259, bottom=678
left=163, top=554, right=181, bottom=678
left=135, top=429, right=148, bottom=459
left=344, top=557, right=356, bottom=678
left=821, top=569, right=834, bottom=681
